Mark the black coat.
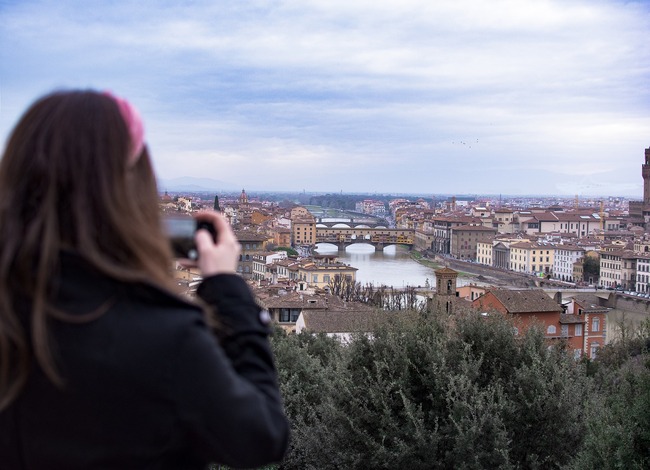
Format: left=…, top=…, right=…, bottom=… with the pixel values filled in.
left=0, top=253, right=289, bottom=469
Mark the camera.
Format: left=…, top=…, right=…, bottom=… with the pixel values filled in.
left=164, top=216, right=217, bottom=260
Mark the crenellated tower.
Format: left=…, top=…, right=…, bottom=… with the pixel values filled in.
left=629, top=147, right=650, bottom=227
left=641, top=147, right=650, bottom=208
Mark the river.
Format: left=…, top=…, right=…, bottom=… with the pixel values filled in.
left=315, top=243, right=476, bottom=288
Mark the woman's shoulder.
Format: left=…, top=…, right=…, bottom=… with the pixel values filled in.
left=54, top=251, right=209, bottom=343
left=57, top=250, right=202, bottom=310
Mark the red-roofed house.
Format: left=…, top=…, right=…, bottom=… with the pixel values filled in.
left=472, top=288, right=563, bottom=338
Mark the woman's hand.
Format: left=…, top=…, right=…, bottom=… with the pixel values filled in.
left=193, top=211, right=241, bottom=277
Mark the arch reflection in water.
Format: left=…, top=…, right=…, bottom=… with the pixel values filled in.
left=315, top=243, right=432, bottom=288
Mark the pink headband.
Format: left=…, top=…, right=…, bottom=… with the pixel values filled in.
left=103, top=91, right=145, bottom=165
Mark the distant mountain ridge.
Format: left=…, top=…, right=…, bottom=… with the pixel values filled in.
left=158, top=177, right=239, bottom=192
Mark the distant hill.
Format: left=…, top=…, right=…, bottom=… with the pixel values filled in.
left=158, top=177, right=239, bottom=192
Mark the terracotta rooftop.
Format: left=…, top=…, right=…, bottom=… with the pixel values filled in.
left=434, top=267, right=458, bottom=275
left=486, top=289, right=562, bottom=313
left=258, top=291, right=329, bottom=310
left=234, top=231, right=268, bottom=242
left=572, top=295, right=609, bottom=313
left=533, top=212, right=560, bottom=222
left=555, top=245, right=584, bottom=252
left=300, top=310, right=412, bottom=334
left=559, top=314, right=586, bottom=324
left=451, top=225, right=497, bottom=232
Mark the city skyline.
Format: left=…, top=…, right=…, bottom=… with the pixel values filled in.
left=1, top=0, right=649, bottom=197
left=157, top=178, right=634, bottom=202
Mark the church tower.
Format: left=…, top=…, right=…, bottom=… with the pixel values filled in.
left=641, top=147, right=650, bottom=206
left=433, top=267, right=459, bottom=314
left=435, top=267, right=458, bottom=296
left=239, top=189, right=249, bottom=205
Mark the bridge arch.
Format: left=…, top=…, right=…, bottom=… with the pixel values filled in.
left=345, top=242, right=408, bottom=252
left=315, top=227, right=414, bottom=252
left=315, top=242, right=338, bottom=250
left=342, top=241, right=376, bottom=251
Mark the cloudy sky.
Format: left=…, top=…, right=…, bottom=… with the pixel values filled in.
left=1, top=0, right=649, bottom=196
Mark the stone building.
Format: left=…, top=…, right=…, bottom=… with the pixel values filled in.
left=628, top=147, right=650, bottom=227
left=449, top=225, right=497, bottom=260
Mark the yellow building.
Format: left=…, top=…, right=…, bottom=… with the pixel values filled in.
left=493, top=209, right=516, bottom=233
left=290, top=206, right=316, bottom=246
left=250, top=209, right=272, bottom=226
left=292, top=216, right=316, bottom=246
left=476, top=241, right=493, bottom=266
left=297, top=257, right=358, bottom=289
left=599, top=247, right=636, bottom=290
left=271, top=227, right=292, bottom=247
left=290, top=206, right=312, bottom=219
left=509, top=242, right=555, bottom=275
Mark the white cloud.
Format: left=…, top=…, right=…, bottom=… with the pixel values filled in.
left=1, top=0, right=649, bottom=195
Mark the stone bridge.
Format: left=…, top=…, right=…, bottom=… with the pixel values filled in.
left=316, top=227, right=415, bottom=251
left=315, top=217, right=389, bottom=229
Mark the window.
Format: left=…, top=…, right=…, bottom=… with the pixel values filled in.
left=279, top=308, right=290, bottom=322
left=592, top=317, right=600, bottom=332
left=590, top=343, right=599, bottom=359
left=547, top=325, right=557, bottom=335
left=312, top=274, right=318, bottom=283
left=561, top=325, right=568, bottom=337
left=279, top=308, right=301, bottom=322
left=323, top=274, right=330, bottom=283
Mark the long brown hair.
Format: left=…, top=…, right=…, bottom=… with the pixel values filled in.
left=0, top=90, right=175, bottom=410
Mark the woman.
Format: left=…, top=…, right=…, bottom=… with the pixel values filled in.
left=0, top=90, right=289, bottom=469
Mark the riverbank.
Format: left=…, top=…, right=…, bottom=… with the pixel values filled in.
left=409, top=251, right=441, bottom=269
left=409, top=251, right=477, bottom=280
left=414, top=251, right=585, bottom=290
left=409, top=250, right=533, bottom=288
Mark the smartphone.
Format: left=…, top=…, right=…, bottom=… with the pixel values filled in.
left=164, top=216, right=217, bottom=260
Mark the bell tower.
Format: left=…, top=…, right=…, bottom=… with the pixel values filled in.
left=433, top=267, right=459, bottom=315
left=641, top=147, right=650, bottom=206
left=435, top=267, right=458, bottom=296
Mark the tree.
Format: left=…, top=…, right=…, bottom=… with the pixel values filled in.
left=270, top=328, right=344, bottom=470
left=571, top=326, right=650, bottom=470
left=583, top=256, right=600, bottom=283
left=274, top=309, right=592, bottom=469
left=273, top=246, right=299, bottom=257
